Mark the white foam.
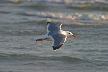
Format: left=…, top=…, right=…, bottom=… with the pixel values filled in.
left=26, top=11, right=108, bottom=21
left=42, top=0, right=108, bottom=5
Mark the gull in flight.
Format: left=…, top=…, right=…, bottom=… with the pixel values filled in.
left=34, top=22, right=76, bottom=50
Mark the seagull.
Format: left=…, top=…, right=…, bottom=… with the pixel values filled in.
left=34, top=22, right=76, bottom=50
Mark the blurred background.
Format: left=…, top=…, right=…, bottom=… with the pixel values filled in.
left=0, top=0, right=108, bottom=72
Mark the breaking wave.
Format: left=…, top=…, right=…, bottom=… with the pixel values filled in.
left=17, top=11, right=108, bottom=21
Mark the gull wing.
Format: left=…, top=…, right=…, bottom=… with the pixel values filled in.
left=49, top=33, right=67, bottom=50
left=47, top=22, right=63, bottom=32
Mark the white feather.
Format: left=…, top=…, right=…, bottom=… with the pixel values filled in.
left=34, top=34, right=48, bottom=40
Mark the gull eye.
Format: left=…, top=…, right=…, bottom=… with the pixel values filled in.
left=69, top=33, right=70, bottom=34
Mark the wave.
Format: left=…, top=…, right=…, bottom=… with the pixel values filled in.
left=0, top=11, right=10, bottom=14
left=1, top=0, right=108, bottom=21
left=1, top=52, right=107, bottom=66
left=65, top=1, right=108, bottom=10
left=22, top=0, right=108, bottom=5
left=48, top=56, right=83, bottom=62
left=66, top=4, right=108, bottom=11
left=0, top=0, right=21, bottom=4
left=19, top=3, right=49, bottom=10
left=1, top=0, right=108, bottom=8
left=1, top=53, right=108, bottom=66
left=17, top=11, right=108, bottom=21
left=0, top=29, right=35, bottom=36
left=0, top=53, right=83, bottom=62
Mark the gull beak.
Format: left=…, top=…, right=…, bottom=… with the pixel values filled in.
left=72, top=34, right=76, bottom=38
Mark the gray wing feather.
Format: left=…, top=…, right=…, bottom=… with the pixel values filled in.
left=49, top=33, right=67, bottom=50
left=47, top=22, right=63, bottom=32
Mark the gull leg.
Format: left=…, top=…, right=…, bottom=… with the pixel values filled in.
left=36, top=38, right=47, bottom=42
left=36, top=39, right=43, bottom=41
left=34, top=34, right=48, bottom=42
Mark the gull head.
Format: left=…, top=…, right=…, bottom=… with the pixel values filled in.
left=66, top=31, right=76, bottom=38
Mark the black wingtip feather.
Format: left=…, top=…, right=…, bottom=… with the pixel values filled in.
left=47, top=22, right=51, bottom=25
left=52, top=44, right=63, bottom=50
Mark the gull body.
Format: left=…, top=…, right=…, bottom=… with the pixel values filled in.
left=34, top=22, right=76, bottom=50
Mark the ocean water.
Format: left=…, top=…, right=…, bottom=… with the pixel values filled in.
left=0, top=0, right=108, bottom=72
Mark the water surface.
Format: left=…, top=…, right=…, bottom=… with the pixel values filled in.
left=0, top=0, right=108, bottom=72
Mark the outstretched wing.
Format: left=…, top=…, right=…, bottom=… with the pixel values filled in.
left=47, top=22, right=63, bottom=32
left=49, top=33, right=67, bottom=50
